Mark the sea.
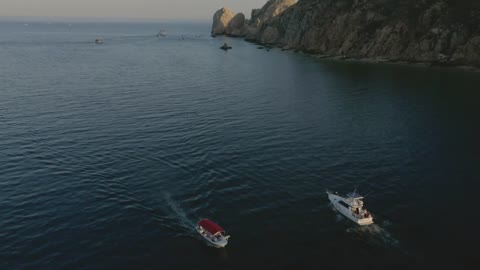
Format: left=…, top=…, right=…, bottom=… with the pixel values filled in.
left=0, top=21, right=479, bottom=270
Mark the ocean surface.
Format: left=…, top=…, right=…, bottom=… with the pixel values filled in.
left=1, top=21, right=479, bottom=270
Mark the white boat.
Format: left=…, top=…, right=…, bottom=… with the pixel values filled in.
left=196, top=219, right=230, bottom=248
left=156, top=30, right=167, bottom=37
left=327, top=191, right=374, bottom=226
left=95, top=38, right=104, bottom=44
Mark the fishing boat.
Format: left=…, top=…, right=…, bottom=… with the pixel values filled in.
left=196, top=219, right=230, bottom=248
left=327, top=191, right=374, bottom=226
left=220, top=43, right=232, bottom=50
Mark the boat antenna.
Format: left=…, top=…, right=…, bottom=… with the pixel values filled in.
left=363, top=190, right=372, bottom=198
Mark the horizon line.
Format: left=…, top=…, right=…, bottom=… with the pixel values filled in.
left=0, top=15, right=213, bottom=23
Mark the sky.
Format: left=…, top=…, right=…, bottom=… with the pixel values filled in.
left=0, top=0, right=268, bottom=21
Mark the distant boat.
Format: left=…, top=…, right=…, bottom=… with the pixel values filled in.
left=156, top=30, right=167, bottom=37
left=95, top=38, right=104, bottom=44
left=196, top=219, right=230, bottom=248
left=327, top=191, right=374, bottom=226
left=220, top=43, right=232, bottom=50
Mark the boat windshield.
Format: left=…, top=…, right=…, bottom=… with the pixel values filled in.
left=351, top=198, right=364, bottom=207
left=347, top=192, right=364, bottom=199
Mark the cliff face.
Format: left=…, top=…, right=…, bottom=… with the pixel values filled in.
left=245, top=0, right=297, bottom=42
left=253, top=0, right=480, bottom=67
left=212, top=0, right=296, bottom=40
left=212, top=7, right=236, bottom=35
left=225, top=13, right=246, bottom=37
left=214, top=0, right=480, bottom=67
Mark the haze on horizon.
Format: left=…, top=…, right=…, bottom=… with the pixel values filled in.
left=0, top=0, right=267, bottom=21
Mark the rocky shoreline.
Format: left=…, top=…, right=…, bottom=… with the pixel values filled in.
left=212, top=0, right=480, bottom=70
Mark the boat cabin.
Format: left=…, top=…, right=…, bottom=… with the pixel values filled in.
left=340, top=193, right=371, bottom=219
left=346, top=192, right=365, bottom=207
left=197, top=219, right=226, bottom=242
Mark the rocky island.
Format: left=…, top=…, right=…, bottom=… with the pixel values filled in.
left=212, top=0, right=480, bottom=68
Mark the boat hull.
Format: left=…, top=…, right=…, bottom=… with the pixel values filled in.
left=328, top=193, right=374, bottom=226
left=196, top=226, right=228, bottom=248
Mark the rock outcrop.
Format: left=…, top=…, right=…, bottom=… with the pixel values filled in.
left=225, top=13, right=246, bottom=37
left=212, top=7, right=236, bottom=35
left=212, top=1, right=295, bottom=38
left=213, top=0, right=480, bottom=67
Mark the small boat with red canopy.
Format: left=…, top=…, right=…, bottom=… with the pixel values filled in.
left=196, top=219, right=230, bottom=247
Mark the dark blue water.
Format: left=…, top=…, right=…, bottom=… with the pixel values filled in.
left=1, top=21, right=479, bottom=270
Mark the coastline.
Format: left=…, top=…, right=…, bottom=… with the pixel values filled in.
left=239, top=38, right=480, bottom=73
left=313, top=54, right=480, bottom=72
left=213, top=0, right=480, bottom=72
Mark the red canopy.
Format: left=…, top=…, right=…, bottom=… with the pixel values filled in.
left=198, top=219, right=224, bottom=234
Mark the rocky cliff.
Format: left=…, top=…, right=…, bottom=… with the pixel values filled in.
left=212, top=0, right=295, bottom=38
left=244, top=0, right=297, bottom=42
left=212, top=7, right=236, bottom=35
left=225, top=13, right=246, bottom=37
left=214, top=0, right=480, bottom=67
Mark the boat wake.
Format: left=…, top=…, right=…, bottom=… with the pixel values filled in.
left=162, top=192, right=197, bottom=236
left=328, top=201, right=399, bottom=249
left=346, top=221, right=400, bottom=249
left=335, top=212, right=345, bottom=223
